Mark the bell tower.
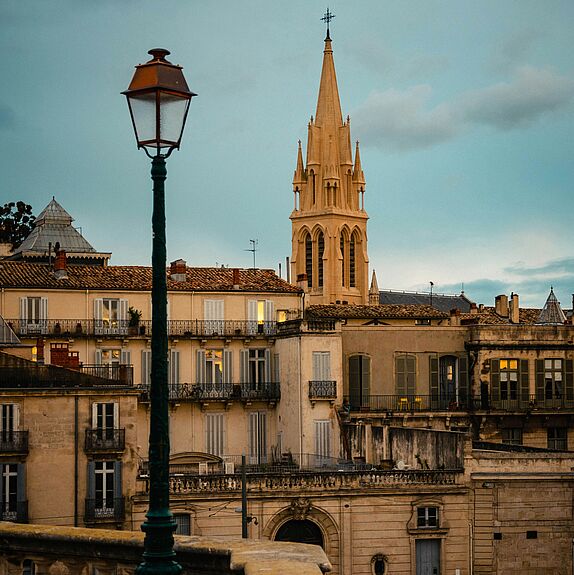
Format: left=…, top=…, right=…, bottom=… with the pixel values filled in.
left=290, top=27, right=369, bottom=305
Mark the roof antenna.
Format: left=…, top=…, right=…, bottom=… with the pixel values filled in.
left=430, top=281, right=434, bottom=308
left=244, top=239, right=258, bottom=269
left=321, top=7, right=335, bottom=40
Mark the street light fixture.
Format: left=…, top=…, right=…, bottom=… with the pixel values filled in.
left=123, top=48, right=195, bottom=575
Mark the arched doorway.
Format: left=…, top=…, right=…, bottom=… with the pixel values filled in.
left=275, top=519, right=324, bottom=548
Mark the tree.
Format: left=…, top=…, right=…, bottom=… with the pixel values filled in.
left=0, top=201, right=36, bottom=250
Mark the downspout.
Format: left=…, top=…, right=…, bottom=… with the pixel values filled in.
left=298, top=334, right=303, bottom=463
left=74, top=395, right=79, bottom=527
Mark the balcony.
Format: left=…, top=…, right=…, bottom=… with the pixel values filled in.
left=84, top=429, right=125, bottom=454
left=0, top=431, right=29, bottom=454
left=239, top=382, right=281, bottom=402
left=6, top=319, right=279, bottom=339
left=0, top=501, right=28, bottom=523
left=309, top=380, right=337, bottom=401
left=84, top=497, right=125, bottom=523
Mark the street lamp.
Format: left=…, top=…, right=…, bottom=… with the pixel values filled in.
left=123, top=48, right=195, bottom=575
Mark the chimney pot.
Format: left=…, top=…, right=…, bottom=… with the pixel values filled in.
left=233, top=268, right=240, bottom=289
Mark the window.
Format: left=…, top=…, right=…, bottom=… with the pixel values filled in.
left=429, top=355, right=469, bottom=409
left=247, top=299, right=274, bottom=335
left=248, top=412, right=267, bottom=464
left=22, top=559, right=36, bottom=575
left=548, top=427, right=567, bottom=450
left=499, top=359, right=518, bottom=400
left=87, top=460, right=122, bottom=519
left=174, top=514, right=191, bottom=535
left=19, top=296, right=48, bottom=334
left=204, top=299, right=224, bottom=334
left=92, top=402, right=118, bottom=439
left=349, top=355, right=370, bottom=409
left=94, top=298, right=128, bottom=335
left=501, top=428, right=522, bottom=445
left=312, top=352, right=331, bottom=381
left=197, top=349, right=233, bottom=388
left=491, top=359, right=529, bottom=407
left=314, top=420, right=331, bottom=464
left=1, top=404, right=19, bottom=436
left=206, top=350, right=223, bottom=384
left=95, top=348, right=130, bottom=380
left=349, top=233, right=356, bottom=287
left=0, top=463, right=25, bottom=522
left=396, top=354, right=416, bottom=396
left=305, top=233, right=313, bottom=287
left=417, top=506, right=439, bottom=528
left=249, top=349, right=266, bottom=385
left=205, top=413, right=225, bottom=457
left=340, top=235, right=346, bottom=287
left=317, top=232, right=324, bottom=288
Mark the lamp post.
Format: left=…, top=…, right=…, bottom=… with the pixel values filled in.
left=123, top=48, right=196, bottom=575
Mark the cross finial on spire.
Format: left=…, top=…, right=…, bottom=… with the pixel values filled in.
left=321, top=8, right=335, bottom=40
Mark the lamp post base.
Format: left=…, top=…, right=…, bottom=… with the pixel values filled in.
left=136, top=512, right=182, bottom=575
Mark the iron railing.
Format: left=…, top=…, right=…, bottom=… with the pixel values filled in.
left=84, top=428, right=125, bottom=453
left=0, top=431, right=29, bottom=454
left=309, top=380, right=337, bottom=399
left=343, top=393, right=574, bottom=413
left=0, top=501, right=28, bottom=523
left=6, top=319, right=279, bottom=338
left=0, top=365, right=133, bottom=389
left=138, top=382, right=281, bottom=402
left=84, top=497, right=125, bottom=523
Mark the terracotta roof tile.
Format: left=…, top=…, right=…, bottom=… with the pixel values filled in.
left=306, top=304, right=448, bottom=320
left=460, top=307, right=542, bottom=325
left=0, top=262, right=300, bottom=293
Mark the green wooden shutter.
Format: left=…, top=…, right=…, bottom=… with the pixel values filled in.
left=349, top=356, right=360, bottom=408
left=565, top=359, right=574, bottom=404
left=535, top=359, right=544, bottom=402
left=113, top=461, right=122, bottom=499
left=406, top=355, right=416, bottom=396
left=362, top=356, right=371, bottom=406
left=458, top=355, right=468, bottom=404
left=396, top=355, right=406, bottom=396
left=491, top=359, right=500, bottom=404
left=16, top=464, right=26, bottom=504
left=520, top=359, right=529, bottom=406
left=87, top=461, right=95, bottom=500
left=429, top=356, right=439, bottom=406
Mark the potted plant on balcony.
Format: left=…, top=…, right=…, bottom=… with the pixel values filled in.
left=128, top=306, right=142, bottom=335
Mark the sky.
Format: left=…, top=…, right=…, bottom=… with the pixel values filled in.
left=1, top=1, right=573, bottom=308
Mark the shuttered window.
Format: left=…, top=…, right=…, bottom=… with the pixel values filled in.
left=205, top=413, right=225, bottom=457
left=314, top=420, right=331, bottom=463
left=396, top=354, right=416, bottom=396
left=312, top=352, right=331, bottom=381
left=248, top=412, right=267, bottom=464
left=349, top=355, right=370, bottom=409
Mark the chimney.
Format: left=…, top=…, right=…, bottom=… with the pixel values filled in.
left=495, top=294, right=508, bottom=317
left=509, top=292, right=520, bottom=324
left=449, top=308, right=461, bottom=326
left=469, top=302, right=478, bottom=315
left=233, top=268, right=240, bottom=290
left=53, top=249, right=68, bottom=279
left=297, top=273, right=308, bottom=291
left=170, top=259, right=187, bottom=282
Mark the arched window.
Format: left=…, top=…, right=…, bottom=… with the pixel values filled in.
left=275, top=519, right=324, bottom=548
left=317, top=232, right=325, bottom=288
left=340, top=234, right=346, bottom=287
left=350, top=233, right=357, bottom=287
left=349, top=355, right=370, bottom=409
left=305, top=233, right=313, bottom=288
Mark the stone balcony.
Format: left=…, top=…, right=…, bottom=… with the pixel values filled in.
left=0, top=522, right=330, bottom=575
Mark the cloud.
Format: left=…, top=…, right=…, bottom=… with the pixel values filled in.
left=0, top=105, right=15, bottom=130
left=352, top=67, right=574, bottom=151
left=504, top=257, right=574, bottom=277
left=490, top=28, right=543, bottom=73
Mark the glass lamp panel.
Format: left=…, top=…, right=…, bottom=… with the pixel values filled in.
left=159, top=91, right=189, bottom=145
left=128, top=92, right=157, bottom=146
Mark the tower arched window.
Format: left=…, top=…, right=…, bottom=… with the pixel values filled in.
left=350, top=232, right=357, bottom=288
left=340, top=234, right=345, bottom=287
left=305, top=233, right=313, bottom=288
left=317, top=231, right=325, bottom=288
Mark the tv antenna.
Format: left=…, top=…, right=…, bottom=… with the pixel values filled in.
left=245, top=239, right=258, bottom=269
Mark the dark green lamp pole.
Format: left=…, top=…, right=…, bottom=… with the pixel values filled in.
left=123, top=48, right=196, bottom=575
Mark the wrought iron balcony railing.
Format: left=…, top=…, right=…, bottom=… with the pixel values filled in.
left=138, top=382, right=281, bottom=403
left=84, top=497, right=125, bottom=523
left=0, top=430, right=29, bottom=454
left=309, top=380, right=337, bottom=399
left=84, top=428, right=125, bottom=453
left=6, top=319, right=279, bottom=339
left=0, top=501, right=28, bottom=523
left=238, top=382, right=281, bottom=401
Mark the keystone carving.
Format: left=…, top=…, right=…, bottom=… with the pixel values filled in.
left=290, top=497, right=312, bottom=520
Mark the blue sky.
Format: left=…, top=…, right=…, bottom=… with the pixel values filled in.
left=1, top=1, right=573, bottom=308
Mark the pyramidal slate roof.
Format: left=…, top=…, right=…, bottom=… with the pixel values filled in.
left=379, top=290, right=473, bottom=313
left=537, top=287, right=566, bottom=324
left=10, top=198, right=110, bottom=264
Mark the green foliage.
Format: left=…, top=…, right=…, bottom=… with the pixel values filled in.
left=0, top=201, right=35, bottom=250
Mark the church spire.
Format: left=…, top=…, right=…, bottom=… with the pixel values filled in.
left=314, top=34, right=343, bottom=128
left=293, top=140, right=305, bottom=186
left=353, top=141, right=365, bottom=184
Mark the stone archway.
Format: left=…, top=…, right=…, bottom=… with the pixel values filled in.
left=275, top=519, right=324, bottom=547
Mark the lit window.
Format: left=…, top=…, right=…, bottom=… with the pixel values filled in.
left=417, top=507, right=438, bottom=528
left=174, top=513, right=191, bottom=535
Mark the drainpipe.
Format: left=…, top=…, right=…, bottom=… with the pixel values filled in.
left=74, top=395, right=79, bottom=526
left=298, top=334, right=303, bottom=464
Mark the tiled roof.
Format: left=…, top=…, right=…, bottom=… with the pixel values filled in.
left=380, top=290, right=473, bottom=313
left=0, top=261, right=301, bottom=293
left=306, top=304, right=448, bottom=320
left=460, top=307, right=543, bottom=325
left=537, top=288, right=567, bottom=324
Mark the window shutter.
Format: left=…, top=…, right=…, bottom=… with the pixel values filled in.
left=396, top=356, right=406, bottom=396
left=349, top=356, right=360, bottom=407
left=119, top=300, right=128, bottom=321
left=264, top=349, right=271, bottom=382
left=264, top=300, right=274, bottom=321
left=273, top=353, right=280, bottom=383
left=429, top=356, right=439, bottom=405
left=204, top=300, right=213, bottom=320
left=259, top=412, right=267, bottom=463
left=169, top=350, right=180, bottom=386
left=491, top=359, right=500, bottom=402
left=458, top=355, right=469, bottom=402
left=406, top=355, right=416, bottom=395
left=141, top=350, right=151, bottom=386
left=196, top=350, right=206, bottom=384
left=120, top=350, right=131, bottom=365
left=248, top=412, right=257, bottom=463
left=247, top=300, right=258, bottom=334
left=0, top=464, right=3, bottom=504
left=12, top=404, right=20, bottom=432
left=362, top=356, right=371, bottom=405
left=314, top=420, right=331, bottom=459
left=19, top=298, right=27, bottom=321
left=223, top=350, right=233, bottom=383
left=94, top=299, right=103, bottom=335
left=40, top=297, right=48, bottom=321
left=240, top=350, right=249, bottom=384
left=87, top=461, right=96, bottom=499
left=92, top=403, right=99, bottom=428
left=535, top=359, right=544, bottom=402
left=16, top=463, right=26, bottom=503
left=565, top=359, right=574, bottom=402
left=95, top=349, right=103, bottom=365
left=215, top=300, right=224, bottom=321
left=312, top=352, right=321, bottom=381
left=323, top=352, right=331, bottom=380
left=113, top=461, right=122, bottom=499
left=519, top=359, right=529, bottom=405
left=113, top=402, right=119, bottom=427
